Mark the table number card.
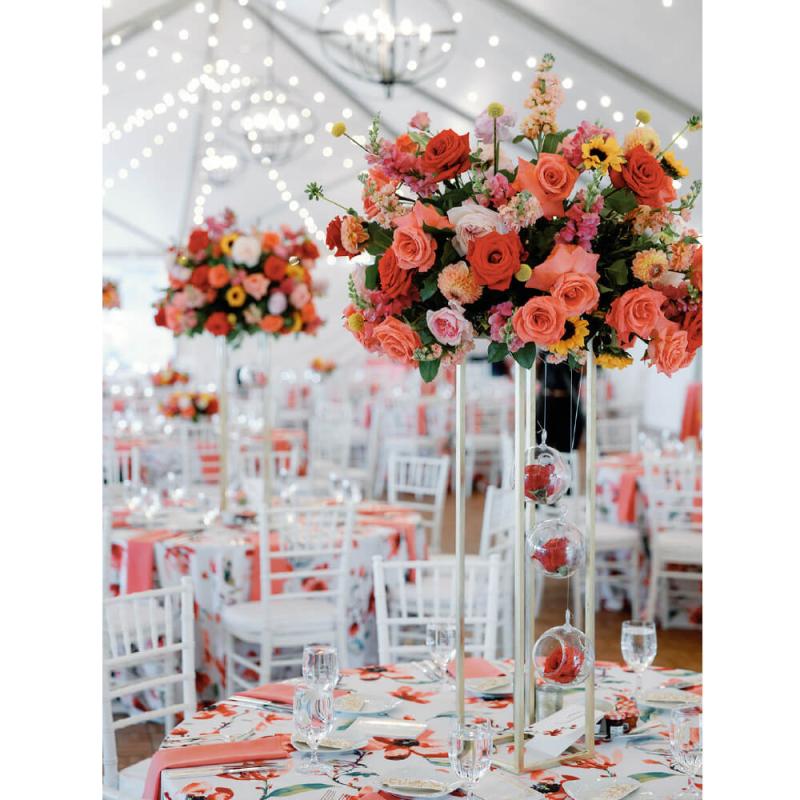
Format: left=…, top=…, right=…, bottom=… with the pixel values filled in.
left=523, top=706, right=604, bottom=762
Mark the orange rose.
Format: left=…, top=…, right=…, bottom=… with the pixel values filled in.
left=260, top=315, right=284, bottom=333
left=208, top=264, right=231, bottom=289
left=512, top=296, right=567, bottom=346
left=421, top=129, right=471, bottom=181
left=513, top=154, right=578, bottom=218
left=610, top=145, right=676, bottom=208
left=550, top=272, right=600, bottom=316
left=467, top=230, right=524, bottom=291
left=682, top=306, right=702, bottom=352
left=374, top=317, right=422, bottom=365
left=189, top=265, right=210, bottom=289
left=378, top=247, right=413, bottom=298
left=391, top=218, right=437, bottom=272
left=264, top=255, right=288, bottom=281
left=606, top=285, right=669, bottom=348
left=646, top=325, right=694, bottom=376
left=261, top=231, right=280, bottom=251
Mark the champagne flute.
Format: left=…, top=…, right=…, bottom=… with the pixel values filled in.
left=621, top=619, right=657, bottom=699
left=293, top=683, right=334, bottom=776
left=670, top=706, right=702, bottom=798
left=426, top=622, right=457, bottom=686
left=302, top=644, right=339, bottom=690
left=449, top=721, right=493, bottom=800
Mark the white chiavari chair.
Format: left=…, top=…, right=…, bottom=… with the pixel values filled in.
left=179, top=420, right=219, bottom=487
left=238, top=439, right=302, bottom=495
left=104, top=444, right=141, bottom=492
left=222, top=504, right=354, bottom=693
left=102, top=577, right=196, bottom=799
left=387, top=454, right=450, bottom=554
left=642, top=454, right=702, bottom=494
left=645, top=488, right=703, bottom=628
left=597, top=416, right=640, bottom=455
left=372, top=554, right=501, bottom=664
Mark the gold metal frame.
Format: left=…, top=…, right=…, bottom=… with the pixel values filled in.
left=218, top=338, right=230, bottom=511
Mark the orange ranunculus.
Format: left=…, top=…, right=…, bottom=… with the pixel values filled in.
left=610, top=144, right=676, bottom=208
left=467, top=230, right=524, bottom=291
left=264, top=255, right=288, bottom=281
left=260, top=315, right=284, bottom=333
left=261, top=230, right=280, bottom=251
left=527, top=243, right=600, bottom=292
left=513, top=154, right=578, bottom=218
left=374, top=317, right=422, bottom=366
left=378, top=247, right=413, bottom=298
left=208, top=264, right=231, bottom=288
left=512, top=296, right=567, bottom=346
left=395, top=133, right=418, bottom=154
left=421, top=129, right=471, bottom=181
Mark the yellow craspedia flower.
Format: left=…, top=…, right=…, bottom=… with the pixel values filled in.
left=225, top=285, right=246, bottom=307
left=515, top=264, right=532, bottom=282
left=346, top=312, right=365, bottom=333
left=331, top=121, right=347, bottom=138
left=289, top=311, right=303, bottom=333
left=661, top=150, right=689, bottom=179
left=549, top=317, right=589, bottom=356
left=220, top=232, right=239, bottom=255
left=581, top=136, right=625, bottom=173
left=286, top=263, right=306, bottom=281
left=635, top=109, right=651, bottom=124
left=487, top=102, right=505, bottom=118
left=624, top=125, right=660, bottom=155
left=227, top=313, right=237, bottom=325
left=597, top=352, right=633, bottom=370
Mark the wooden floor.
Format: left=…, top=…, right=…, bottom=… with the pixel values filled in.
left=115, top=491, right=701, bottom=769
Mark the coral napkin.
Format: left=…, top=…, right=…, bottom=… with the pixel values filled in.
left=126, top=529, right=175, bottom=593
left=143, top=736, right=290, bottom=800
left=448, top=657, right=505, bottom=678
left=239, top=683, right=347, bottom=705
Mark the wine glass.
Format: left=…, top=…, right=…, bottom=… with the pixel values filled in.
left=670, top=706, right=702, bottom=798
left=426, top=622, right=457, bottom=686
left=302, top=644, right=339, bottom=690
left=621, top=620, right=657, bottom=698
left=293, top=683, right=334, bottom=775
left=449, top=721, right=493, bottom=800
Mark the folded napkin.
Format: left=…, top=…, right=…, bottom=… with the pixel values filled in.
left=143, top=736, right=289, bottom=800
left=448, top=657, right=505, bottom=678
left=126, top=529, right=175, bottom=593
left=240, top=683, right=346, bottom=705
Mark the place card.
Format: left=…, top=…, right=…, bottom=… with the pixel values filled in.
left=523, top=705, right=604, bottom=762
left=474, top=770, right=545, bottom=799
left=347, top=716, right=427, bottom=739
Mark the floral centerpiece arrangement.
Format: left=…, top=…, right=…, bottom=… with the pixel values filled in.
left=160, top=391, right=219, bottom=421
left=154, top=209, right=325, bottom=346
left=103, top=278, right=120, bottom=310
left=151, top=366, right=190, bottom=387
left=310, top=357, right=336, bottom=375
left=307, top=54, right=702, bottom=381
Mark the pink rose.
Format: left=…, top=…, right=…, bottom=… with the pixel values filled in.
left=242, top=273, right=268, bottom=300
left=409, top=111, right=430, bottom=130
left=512, top=296, right=567, bottom=346
left=392, top=215, right=438, bottom=272
left=606, top=285, right=669, bottom=348
left=646, top=326, right=695, bottom=376
left=447, top=202, right=506, bottom=256
left=527, top=243, right=600, bottom=292
left=267, top=292, right=288, bottom=315
left=289, top=283, right=311, bottom=308
left=426, top=304, right=471, bottom=346
left=550, top=272, right=600, bottom=316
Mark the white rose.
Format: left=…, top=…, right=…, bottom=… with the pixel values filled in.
left=268, top=292, right=288, bottom=315
left=231, top=235, right=261, bottom=267
left=446, top=202, right=507, bottom=256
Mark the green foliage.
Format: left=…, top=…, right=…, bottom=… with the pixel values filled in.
left=540, top=129, right=574, bottom=153
left=364, top=262, right=378, bottom=290
left=421, top=272, right=440, bottom=301
left=604, top=188, right=638, bottom=215
left=605, top=258, right=629, bottom=286
left=419, top=358, right=441, bottom=383
left=487, top=341, right=509, bottom=363
left=511, top=342, right=537, bottom=369
left=364, top=221, right=393, bottom=256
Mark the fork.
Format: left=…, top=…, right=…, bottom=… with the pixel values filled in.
left=320, top=790, right=336, bottom=800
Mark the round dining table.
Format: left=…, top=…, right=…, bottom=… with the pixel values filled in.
left=153, top=661, right=702, bottom=800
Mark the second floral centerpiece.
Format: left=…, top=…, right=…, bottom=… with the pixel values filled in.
left=307, top=54, right=702, bottom=381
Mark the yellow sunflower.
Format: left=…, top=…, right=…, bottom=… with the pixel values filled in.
left=549, top=317, right=589, bottom=356
left=597, top=352, right=633, bottom=370
left=661, top=150, right=689, bottom=179
left=288, top=311, right=303, bottom=333
left=220, top=232, right=239, bottom=255
left=225, top=285, right=246, bottom=307
left=581, top=136, right=625, bottom=173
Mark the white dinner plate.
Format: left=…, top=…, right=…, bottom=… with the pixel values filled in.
left=464, top=676, right=513, bottom=697
left=638, top=688, right=702, bottom=710
left=290, top=735, right=369, bottom=754
left=563, top=776, right=640, bottom=800
left=380, top=775, right=462, bottom=798
left=334, top=694, right=401, bottom=716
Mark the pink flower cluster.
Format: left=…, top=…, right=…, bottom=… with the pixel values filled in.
left=555, top=191, right=604, bottom=251
left=561, top=121, right=615, bottom=169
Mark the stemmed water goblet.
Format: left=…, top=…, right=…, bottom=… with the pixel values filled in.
left=670, top=706, right=702, bottom=798
left=448, top=721, right=493, bottom=800
left=293, top=682, right=334, bottom=776
left=621, top=619, right=657, bottom=699
left=426, top=622, right=457, bottom=687
left=302, top=644, right=339, bottom=691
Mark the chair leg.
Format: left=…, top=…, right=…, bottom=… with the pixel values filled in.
left=629, top=547, right=641, bottom=620
left=644, top=551, right=660, bottom=623
left=223, top=629, right=234, bottom=698
left=660, top=577, right=670, bottom=630
left=259, top=633, right=272, bottom=684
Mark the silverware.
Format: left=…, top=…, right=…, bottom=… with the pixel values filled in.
left=166, top=759, right=284, bottom=779
left=320, top=791, right=336, bottom=800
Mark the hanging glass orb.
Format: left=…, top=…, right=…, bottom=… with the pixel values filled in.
left=533, top=611, right=594, bottom=688
left=526, top=513, right=584, bottom=579
left=524, top=432, right=571, bottom=505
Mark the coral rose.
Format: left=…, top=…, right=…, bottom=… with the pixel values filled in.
left=391, top=217, right=438, bottom=272
left=606, top=285, right=669, bottom=348
left=551, top=272, right=600, bottom=316
left=467, top=230, right=524, bottom=291
left=242, top=273, right=268, bottom=300
left=378, top=247, right=413, bottom=298
left=512, top=296, right=567, bottom=346
left=421, top=129, right=471, bottom=181
left=187, top=228, right=210, bottom=254
left=610, top=145, right=676, bottom=207
left=325, top=216, right=349, bottom=257
left=263, top=255, right=288, bottom=282
left=208, top=264, right=231, bottom=289
left=513, top=154, right=578, bottom=218
left=188, top=265, right=210, bottom=289
left=682, top=306, right=702, bottom=352
left=205, top=311, right=231, bottom=336
left=646, top=326, right=695, bottom=376
left=401, top=200, right=452, bottom=231
left=527, top=243, right=600, bottom=292
left=374, top=317, right=422, bottom=365
left=260, top=315, right=284, bottom=333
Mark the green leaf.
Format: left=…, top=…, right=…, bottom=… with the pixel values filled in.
left=540, top=129, right=574, bottom=153
left=364, top=262, right=378, bottom=290
left=628, top=772, right=676, bottom=784
left=364, top=221, right=393, bottom=255
left=604, top=188, right=638, bottom=215
left=511, top=342, right=537, bottom=369
left=605, top=258, right=629, bottom=286
left=406, top=130, right=430, bottom=147
left=267, top=784, right=332, bottom=797
left=512, top=134, right=526, bottom=144
left=419, top=359, right=441, bottom=383
left=421, top=272, right=439, bottom=301
left=440, top=239, right=458, bottom=266
left=487, top=341, right=509, bottom=363
left=597, top=283, right=614, bottom=294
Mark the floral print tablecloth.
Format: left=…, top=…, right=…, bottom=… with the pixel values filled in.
left=158, top=662, right=702, bottom=800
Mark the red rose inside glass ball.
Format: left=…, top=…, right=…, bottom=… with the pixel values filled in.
left=543, top=643, right=585, bottom=684
left=532, top=536, right=570, bottom=574
left=524, top=463, right=556, bottom=502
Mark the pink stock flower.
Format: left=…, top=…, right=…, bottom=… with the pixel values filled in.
left=527, top=243, right=600, bottom=292
left=487, top=173, right=512, bottom=206
left=555, top=191, right=604, bottom=250
left=561, top=121, right=615, bottom=168
left=475, top=109, right=517, bottom=144
left=426, top=303, right=472, bottom=346
left=488, top=301, right=514, bottom=342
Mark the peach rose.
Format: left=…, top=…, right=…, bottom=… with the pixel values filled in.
left=242, top=273, right=268, bottom=300
left=512, top=296, right=567, bottom=346
left=646, top=326, right=695, bottom=376
left=527, top=243, right=600, bottom=292
left=374, top=317, right=422, bottom=365
left=260, top=315, right=284, bottom=333
left=513, top=154, right=578, bottom=218
left=208, top=264, right=231, bottom=289
left=682, top=306, right=702, bottom=352
left=398, top=200, right=453, bottom=231
left=606, top=285, right=669, bottom=348
left=551, top=272, right=600, bottom=316
left=391, top=216, right=438, bottom=272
